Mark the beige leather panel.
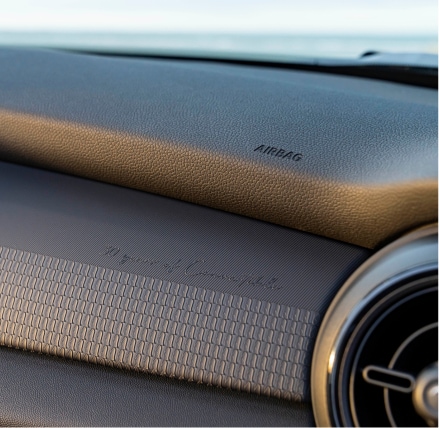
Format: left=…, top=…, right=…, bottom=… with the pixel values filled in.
left=0, top=110, right=436, bottom=249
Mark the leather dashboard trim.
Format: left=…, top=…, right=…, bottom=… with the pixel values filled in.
left=0, top=48, right=437, bottom=248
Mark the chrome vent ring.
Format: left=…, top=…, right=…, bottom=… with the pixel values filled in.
left=311, top=225, right=438, bottom=427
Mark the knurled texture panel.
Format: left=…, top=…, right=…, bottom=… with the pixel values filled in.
left=0, top=246, right=320, bottom=401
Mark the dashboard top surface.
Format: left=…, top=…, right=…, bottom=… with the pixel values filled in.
left=0, top=47, right=436, bottom=248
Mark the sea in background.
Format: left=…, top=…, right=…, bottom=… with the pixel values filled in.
left=0, top=32, right=436, bottom=59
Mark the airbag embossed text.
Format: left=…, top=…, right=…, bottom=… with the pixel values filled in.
left=254, top=145, right=303, bottom=161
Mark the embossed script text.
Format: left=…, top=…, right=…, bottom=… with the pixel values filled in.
left=100, top=246, right=281, bottom=290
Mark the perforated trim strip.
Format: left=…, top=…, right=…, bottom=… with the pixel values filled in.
left=0, top=246, right=319, bottom=401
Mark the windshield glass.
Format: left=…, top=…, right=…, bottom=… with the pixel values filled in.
left=1, top=0, right=437, bottom=60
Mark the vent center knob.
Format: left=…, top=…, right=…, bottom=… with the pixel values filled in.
left=413, top=362, right=438, bottom=427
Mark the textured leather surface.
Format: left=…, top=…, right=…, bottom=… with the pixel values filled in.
left=0, top=48, right=436, bottom=248
left=0, top=346, right=315, bottom=426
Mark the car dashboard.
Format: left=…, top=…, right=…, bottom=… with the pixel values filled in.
left=0, top=47, right=437, bottom=426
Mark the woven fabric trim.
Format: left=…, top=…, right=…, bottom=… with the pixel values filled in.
left=0, top=246, right=320, bottom=401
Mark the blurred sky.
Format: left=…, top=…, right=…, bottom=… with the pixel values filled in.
left=0, top=0, right=437, bottom=35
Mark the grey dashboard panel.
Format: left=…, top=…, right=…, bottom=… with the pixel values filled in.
left=0, top=48, right=436, bottom=248
left=0, top=161, right=369, bottom=406
left=0, top=346, right=314, bottom=427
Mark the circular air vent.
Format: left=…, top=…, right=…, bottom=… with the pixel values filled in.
left=311, top=225, right=438, bottom=427
left=338, top=277, right=437, bottom=426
